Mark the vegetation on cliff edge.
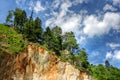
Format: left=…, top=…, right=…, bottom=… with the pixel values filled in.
left=0, top=8, right=120, bottom=80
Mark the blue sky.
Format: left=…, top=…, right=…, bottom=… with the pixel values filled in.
left=0, top=0, right=120, bottom=68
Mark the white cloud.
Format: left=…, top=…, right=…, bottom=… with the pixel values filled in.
left=91, top=51, right=100, bottom=57
left=52, top=0, right=62, bottom=9
left=106, top=50, right=120, bottom=60
left=16, top=0, right=20, bottom=5
left=83, top=12, right=120, bottom=37
left=106, top=52, right=113, bottom=59
left=112, top=0, right=120, bottom=7
left=103, top=4, right=117, bottom=11
left=16, top=0, right=26, bottom=8
left=106, top=43, right=120, bottom=49
left=34, top=1, right=45, bottom=13
left=79, top=36, right=86, bottom=43
left=46, top=0, right=82, bottom=34
left=16, top=0, right=26, bottom=5
left=73, top=0, right=89, bottom=5
left=114, top=50, right=120, bottom=59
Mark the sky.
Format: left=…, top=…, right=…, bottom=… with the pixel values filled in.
left=0, top=0, right=120, bottom=68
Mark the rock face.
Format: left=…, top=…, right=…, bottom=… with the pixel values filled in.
left=0, top=44, right=92, bottom=80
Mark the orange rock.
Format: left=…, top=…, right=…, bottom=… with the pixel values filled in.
left=0, top=44, right=92, bottom=80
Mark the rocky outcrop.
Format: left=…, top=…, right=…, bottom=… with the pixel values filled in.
left=0, top=44, right=92, bottom=80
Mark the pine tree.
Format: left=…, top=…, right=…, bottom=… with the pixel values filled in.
left=34, top=17, right=43, bottom=43
left=14, top=8, right=27, bottom=33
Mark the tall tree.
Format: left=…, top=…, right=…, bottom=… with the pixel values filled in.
left=62, top=32, right=78, bottom=52
left=44, top=27, right=53, bottom=48
left=52, top=26, right=62, bottom=50
left=23, top=10, right=34, bottom=41
left=14, top=8, right=27, bottom=33
left=34, top=17, right=43, bottom=42
left=51, top=26, right=63, bottom=55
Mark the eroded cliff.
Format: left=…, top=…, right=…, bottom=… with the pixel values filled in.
left=0, top=44, right=92, bottom=80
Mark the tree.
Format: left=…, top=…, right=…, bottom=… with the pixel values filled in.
left=43, top=27, right=53, bottom=48
left=105, top=60, right=111, bottom=70
left=27, top=11, right=35, bottom=41
left=14, top=8, right=27, bottom=33
left=52, top=26, right=62, bottom=51
left=75, top=48, right=89, bottom=69
left=34, top=17, right=43, bottom=43
left=62, top=32, right=78, bottom=52
left=6, top=10, right=13, bottom=25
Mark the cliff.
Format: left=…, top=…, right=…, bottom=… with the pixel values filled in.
left=0, top=44, right=92, bottom=80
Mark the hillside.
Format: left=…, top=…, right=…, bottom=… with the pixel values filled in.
left=0, top=8, right=120, bottom=79
left=0, top=24, right=26, bottom=54
left=0, top=44, right=92, bottom=80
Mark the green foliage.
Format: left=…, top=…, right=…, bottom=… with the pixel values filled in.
left=6, top=10, right=13, bottom=25
left=105, top=60, right=111, bottom=70
left=14, top=8, right=27, bottom=33
left=74, top=49, right=89, bottom=70
left=60, top=50, right=74, bottom=63
left=90, top=62, right=120, bottom=80
left=4, top=9, right=120, bottom=80
left=51, top=26, right=62, bottom=55
left=91, top=64, right=107, bottom=80
left=43, top=27, right=61, bottom=55
left=43, top=27, right=53, bottom=47
left=0, top=24, right=26, bottom=54
left=62, top=32, right=78, bottom=52
left=34, top=17, right=43, bottom=43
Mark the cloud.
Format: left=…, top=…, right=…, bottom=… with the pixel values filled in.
left=52, top=0, right=62, bottom=9
left=106, top=43, right=120, bottom=49
left=90, top=51, right=100, bottom=57
left=46, top=0, right=82, bottom=34
left=17, top=0, right=45, bottom=13
left=34, top=1, right=45, bottom=13
left=73, top=0, right=89, bottom=5
left=112, top=0, right=120, bottom=7
left=106, top=50, right=120, bottom=60
left=83, top=12, right=120, bottom=37
left=16, top=0, right=26, bottom=5
left=16, top=0, right=27, bottom=8
left=106, top=52, right=113, bottom=59
left=103, top=4, right=117, bottom=11
left=79, top=36, right=86, bottom=43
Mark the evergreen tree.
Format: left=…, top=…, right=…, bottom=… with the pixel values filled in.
left=14, top=8, right=27, bottom=33
left=51, top=26, right=62, bottom=55
left=27, top=10, right=35, bottom=41
left=34, top=17, right=43, bottom=43
left=23, top=10, right=34, bottom=41
left=44, top=27, right=53, bottom=48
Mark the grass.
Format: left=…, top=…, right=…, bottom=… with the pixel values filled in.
left=0, top=24, right=26, bottom=55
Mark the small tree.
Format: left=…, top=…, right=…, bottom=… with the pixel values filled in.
left=75, top=48, right=89, bottom=69
left=105, top=60, right=111, bottom=70
left=6, top=10, right=13, bottom=25
left=62, top=32, right=78, bottom=52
